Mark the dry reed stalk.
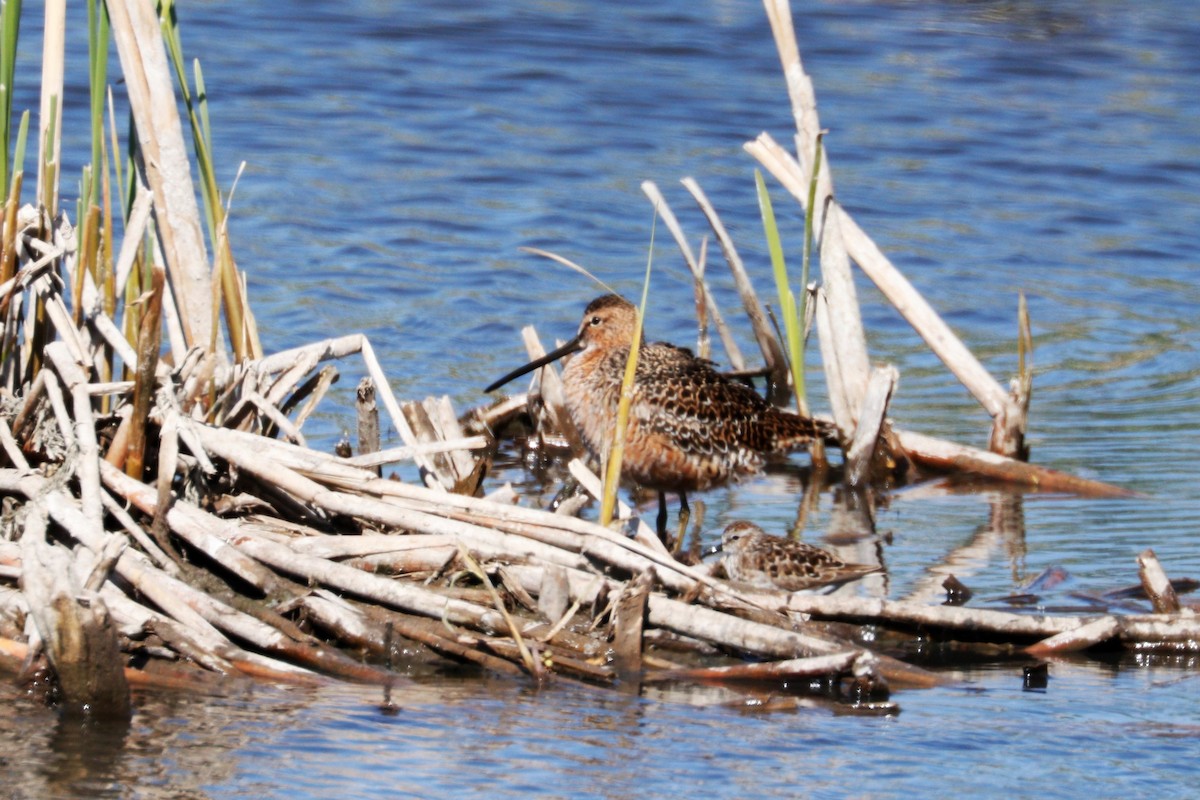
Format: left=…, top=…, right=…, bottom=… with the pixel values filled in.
left=36, top=0, right=65, bottom=218
left=45, top=342, right=105, bottom=527
left=106, top=0, right=213, bottom=350
left=845, top=365, right=898, bottom=487
left=125, top=265, right=163, bottom=478
left=640, top=181, right=745, bottom=371
left=680, top=177, right=790, bottom=404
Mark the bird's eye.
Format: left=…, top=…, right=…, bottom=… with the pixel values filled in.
left=590, top=316, right=602, bottom=326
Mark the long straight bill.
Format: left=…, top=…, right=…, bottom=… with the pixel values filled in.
left=484, top=335, right=583, bottom=393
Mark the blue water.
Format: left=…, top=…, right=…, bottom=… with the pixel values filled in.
left=4, top=0, right=1200, bottom=797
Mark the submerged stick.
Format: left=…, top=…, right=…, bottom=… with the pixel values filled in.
left=897, top=429, right=1135, bottom=497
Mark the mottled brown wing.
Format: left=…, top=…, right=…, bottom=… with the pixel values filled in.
left=631, top=343, right=821, bottom=458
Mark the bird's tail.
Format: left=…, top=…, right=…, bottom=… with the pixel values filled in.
left=774, top=412, right=840, bottom=451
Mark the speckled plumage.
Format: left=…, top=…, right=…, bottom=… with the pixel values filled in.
left=719, top=521, right=881, bottom=592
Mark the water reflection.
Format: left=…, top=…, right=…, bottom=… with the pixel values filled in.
left=41, top=714, right=131, bottom=797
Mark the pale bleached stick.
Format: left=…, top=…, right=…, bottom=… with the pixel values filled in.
left=247, top=391, right=306, bottom=446
left=106, top=0, right=213, bottom=350
left=291, top=365, right=339, bottom=432
left=813, top=287, right=852, bottom=433
left=100, top=489, right=178, bottom=574
left=0, top=418, right=29, bottom=469
left=640, top=180, right=745, bottom=370
left=341, top=437, right=489, bottom=469
left=567, top=458, right=666, bottom=555
left=112, top=184, right=154, bottom=297
left=33, top=276, right=91, bottom=365
left=86, top=380, right=135, bottom=396
left=40, top=370, right=77, bottom=450
left=744, top=136, right=870, bottom=422
left=88, top=312, right=139, bottom=372
left=896, top=429, right=1134, bottom=497
left=518, top=326, right=584, bottom=455
left=45, top=343, right=104, bottom=529
left=845, top=365, right=897, bottom=487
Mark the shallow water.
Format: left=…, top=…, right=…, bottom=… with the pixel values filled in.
left=4, top=0, right=1200, bottom=796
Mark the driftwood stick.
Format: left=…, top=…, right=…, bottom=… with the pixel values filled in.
left=1024, top=617, right=1121, bottom=656
left=100, top=488, right=179, bottom=574
left=19, top=502, right=131, bottom=718
left=845, top=365, right=897, bottom=487
left=785, top=592, right=1077, bottom=640
left=41, top=369, right=77, bottom=450
left=341, top=438, right=490, bottom=470
left=610, top=568, right=653, bottom=681
left=44, top=344, right=108, bottom=531
left=646, top=650, right=860, bottom=684
left=356, top=376, right=381, bottom=476
left=0, top=417, right=29, bottom=469
left=813, top=287, right=851, bottom=433
left=896, top=429, right=1135, bottom=497
left=1137, top=549, right=1181, bottom=614
left=566, top=458, right=665, bottom=554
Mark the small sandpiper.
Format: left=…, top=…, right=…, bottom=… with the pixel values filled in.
left=716, top=521, right=881, bottom=591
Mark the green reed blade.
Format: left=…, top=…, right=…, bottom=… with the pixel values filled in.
left=0, top=0, right=22, bottom=195
left=87, top=0, right=108, bottom=207
left=801, top=132, right=824, bottom=344
left=755, top=169, right=805, bottom=412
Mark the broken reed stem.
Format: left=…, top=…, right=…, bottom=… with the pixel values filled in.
left=126, top=265, right=163, bottom=478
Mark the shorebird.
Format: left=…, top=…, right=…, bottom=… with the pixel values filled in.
left=484, top=294, right=831, bottom=537
left=716, top=521, right=881, bottom=591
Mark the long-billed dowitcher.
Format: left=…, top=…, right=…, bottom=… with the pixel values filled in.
left=484, top=295, right=831, bottom=536
left=716, top=521, right=881, bottom=591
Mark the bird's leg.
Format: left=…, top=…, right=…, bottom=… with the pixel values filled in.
left=656, top=492, right=669, bottom=543
left=674, top=492, right=691, bottom=552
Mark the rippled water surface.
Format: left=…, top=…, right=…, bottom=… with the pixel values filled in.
left=4, top=0, right=1200, bottom=797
